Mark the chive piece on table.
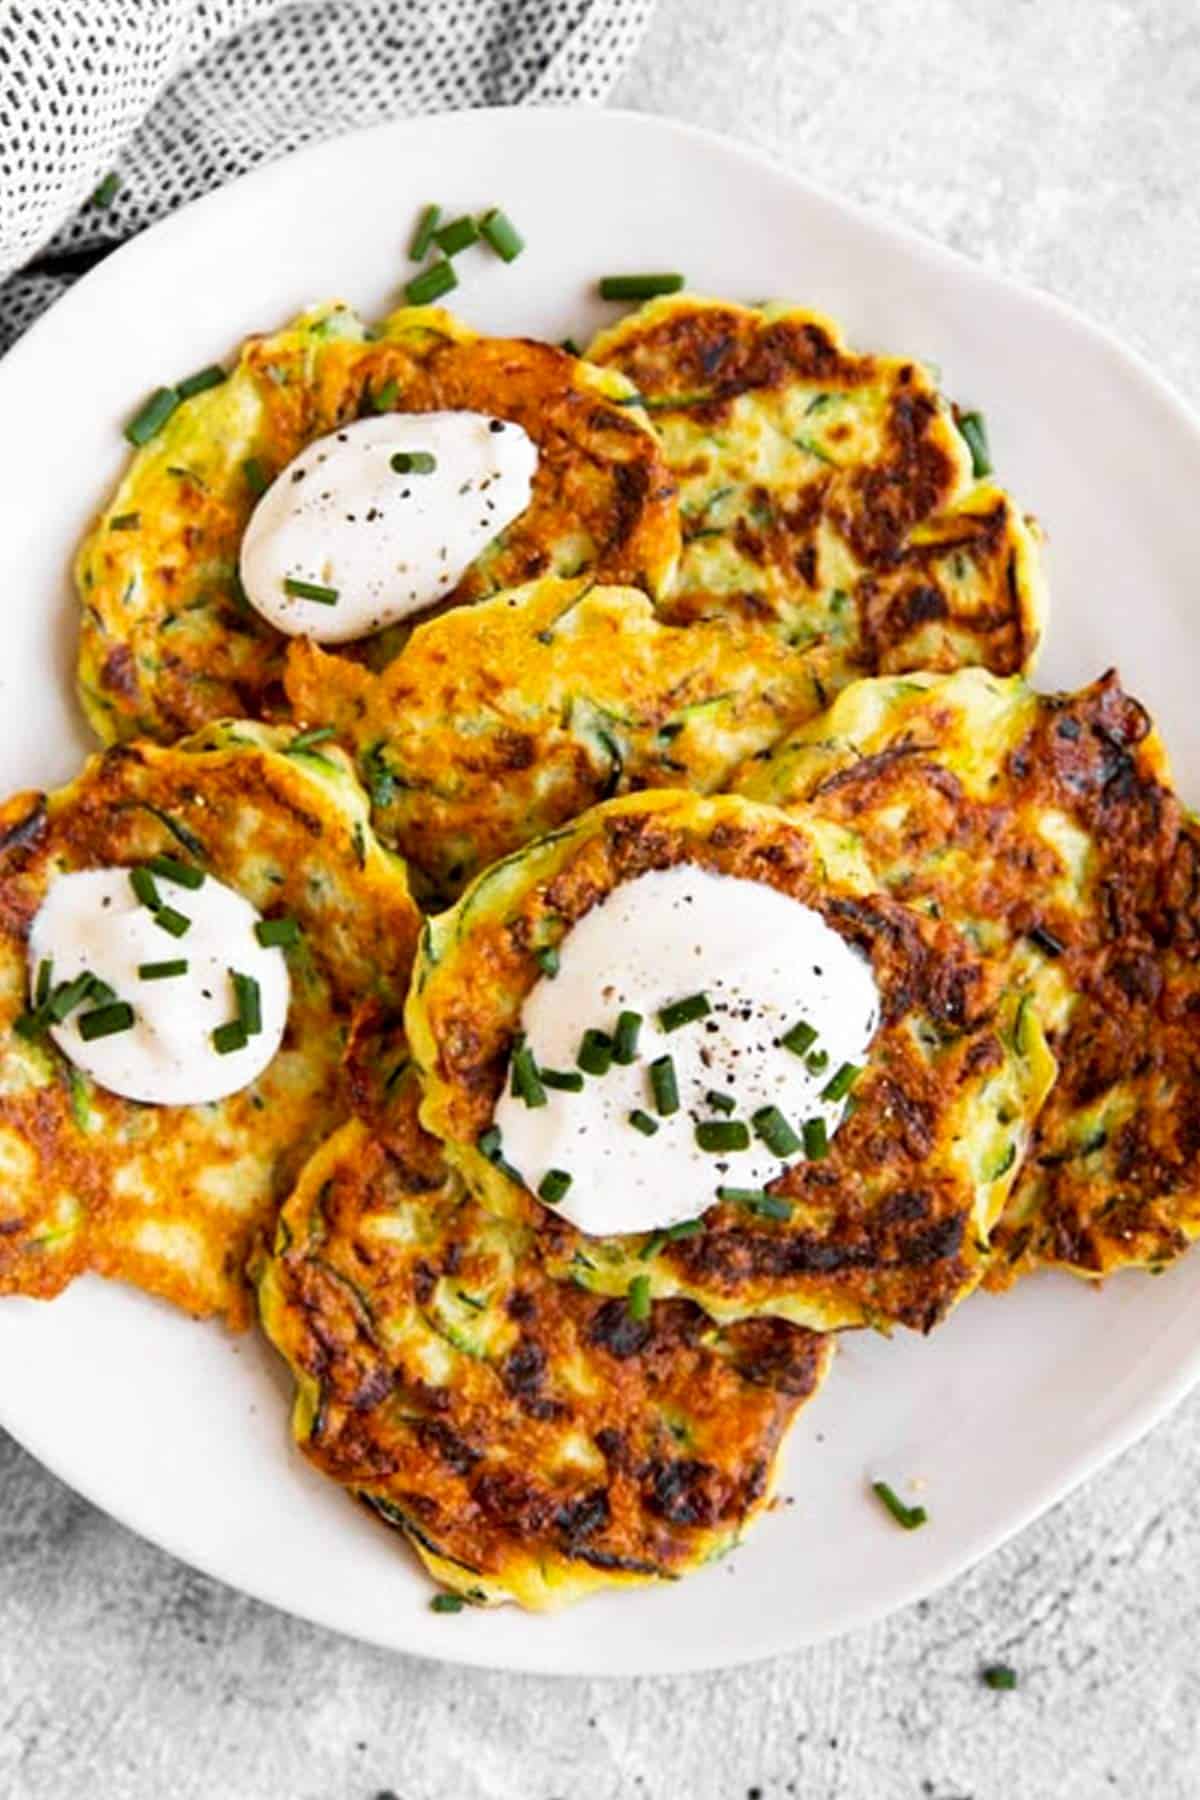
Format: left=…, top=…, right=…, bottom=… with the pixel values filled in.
left=109, top=512, right=140, bottom=531
left=371, top=378, right=399, bottom=412
left=657, top=991, right=710, bottom=1033
left=706, top=1089, right=735, bottom=1115
left=153, top=905, right=191, bottom=939
left=821, top=1061, right=861, bottom=1103
left=957, top=410, right=992, bottom=479
left=598, top=274, right=685, bottom=301
left=288, top=725, right=337, bottom=752
left=255, top=917, right=300, bottom=949
left=129, top=866, right=160, bottom=910
left=872, top=1479, right=928, bottom=1531
left=534, top=945, right=560, bottom=978
left=232, top=970, right=262, bottom=1037
left=612, top=1009, right=643, bottom=1065
left=212, top=1019, right=247, bottom=1055
left=283, top=576, right=339, bottom=605
left=409, top=203, right=442, bottom=262
left=540, top=1066, right=583, bottom=1093
left=433, top=214, right=480, bottom=257
left=511, top=1042, right=547, bottom=1109
left=752, top=1105, right=802, bottom=1159
left=405, top=259, right=458, bottom=307
left=628, top=1108, right=659, bottom=1137
left=91, top=171, right=121, bottom=209
left=243, top=457, right=269, bottom=496
left=177, top=364, right=227, bottom=400
left=576, top=1028, right=614, bottom=1077
left=78, top=1001, right=135, bottom=1041
left=146, top=854, right=204, bottom=890
left=803, top=1116, right=829, bottom=1160
left=649, top=1054, right=679, bottom=1116
left=538, top=1168, right=572, bottom=1205
left=124, top=386, right=180, bottom=447
left=780, top=1018, right=818, bottom=1057
left=138, top=959, right=188, bottom=980
left=479, top=208, right=524, bottom=262
left=390, top=451, right=437, bottom=475
left=695, top=1119, right=751, bottom=1153
left=430, top=1592, right=464, bottom=1614
left=627, top=1273, right=651, bottom=1322
left=981, top=1665, right=1017, bottom=1691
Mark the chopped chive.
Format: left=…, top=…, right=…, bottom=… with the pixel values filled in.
left=576, top=1028, right=614, bottom=1077
left=138, top=959, right=188, bottom=980
left=433, top=214, right=480, bottom=257
left=534, top=945, right=560, bottom=978
left=125, top=386, right=180, bottom=447
left=780, top=1019, right=818, bottom=1056
left=612, top=1009, right=643, bottom=1065
left=212, top=1019, right=247, bottom=1055
left=479, top=208, right=524, bottom=262
left=627, top=1273, right=651, bottom=1322
left=872, top=1479, right=928, bottom=1531
left=371, top=378, right=399, bottom=412
left=390, top=450, right=437, bottom=474
left=599, top=273, right=685, bottom=301
left=821, top=1062, right=861, bottom=1102
left=657, top=991, right=710, bottom=1032
left=477, top=1126, right=503, bottom=1162
left=981, top=1665, right=1017, bottom=1691
left=177, top=364, right=226, bottom=399
left=231, top=970, right=262, bottom=1037
left=243, top=457, right=269, bottom=496
left=628, top=1108, right=659, bottom=1137
left=288, top=725, right=337, bottom=752
left=129, top=866, right=160, bottom=909
left=13, top=1010, right=45, bottom=1041
left=109, top=512, right=140, bottom=531
left=255, top=916, right=300, bottom=948
left=34, top=960, right=52, bottom=1007
left=283, top=576, right=338, bottom=605
left=146, top=854, right=204, bottom=890
left=78, top=1001, right=135, bottom=1041
left=405, top=259, right=458, bottom=306
left=805, top=1048, right=829, bottom=1075
left=639, top=1218, right=705, bottom=1262
left=85, top=975, right=116, bottom=1005
left=803, top=1116, right=829, bottom=1160
left=560, top=337, right=581, bottom=356
left=409, top=203, right=442, bottom=261
left=649, top=1055, right=679, bottom=1116
left=47, top=972, right=94, bottom=1022
left=91, top=171, right=121, bottom=209
left=511, top=1042, right=547, bottom=1108
left=153, top=905, right=191, bottom=939
left=715, top=1184, right=768, bottom=1205
left=695, top=1119, right=751, bottom=1153
left=540, top=1066, right=584, bottom=1093
left=705, top=1089, right=735, bottom=1115
left=1027, top=924, right=1064, bottom=958
left=958, top=410, right=992, bottom=479
left=744, top=1193, right=793, bottom=1221
left=430, top=1592, right=464, bottom=1614
left=538, top=1168, right=572, bottom=1205
left=752, top=1105, right=802, bottom=1158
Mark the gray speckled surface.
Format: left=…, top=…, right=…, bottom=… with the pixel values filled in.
left=5, top=3, right=1200, bottom=1796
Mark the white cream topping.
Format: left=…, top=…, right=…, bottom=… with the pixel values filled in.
left=238, top=411, right=537, bottom=643
left=494, top=866, right=881, bottom=1238
left=27, top=868, right=290, bottom=1106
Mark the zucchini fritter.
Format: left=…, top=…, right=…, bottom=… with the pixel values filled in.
left=258, top=1072, right=832, bottom=1611
left=77, top=303, right=680, bottom=745
left=586, top=295, right=1044, bottom=675
left=405, top=790, right=1054, bottom=1333
left=0, top=723, right=419, bottom=1326
left=734, top=667, right=1200, bottom=1282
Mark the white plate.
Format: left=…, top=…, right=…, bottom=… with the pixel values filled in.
left=1, top=106, right=1199, bottom=1679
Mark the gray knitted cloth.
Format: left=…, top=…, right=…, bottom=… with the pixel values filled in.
left=0, top=0, right=655, bottom=352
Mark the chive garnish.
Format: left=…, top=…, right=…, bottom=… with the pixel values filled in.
left=109, top=512, right=140, bottom=531
left=78, top=1001, right=135, bottom=1041
left=540, top=1067, right=584, bottom=1093
left=706, top=1089, right=735, bottom=1115
left=154, top=905, right=191, bottom=938
left=243, top=457, right=269, bottom=496
left=821, top=1062, right=861, bottom=1102
left=577, top=1028, right=614, bottom=1077
left=46, top=972, right=95, bottom=1022
left=86, top=976, right=116, bottom=1005
left=872, top=1480, right=928, bottom=1531
left=780, top=1018, right=818, bottom=1057
left=146, top=854, right=204, bottom=890
left=560, top=337, right=581, bottom=356
left=538, top=1168, right=572, bottom=1205
left=981, top=1665, right=1017, bottom=1691
left=510, top=1041, right=547, bottom=1108
left=638, top=1217, right=704, bottom=1261
left=283, top=576, right=339, bottom=605
left=129, top=866, right=160, bottom=910
left=477, top=1126, right=503, bottom=1162
left=742, top=1193, right=793, bottom=1221
left=612, top=1009, right=643, bottom=1065
left=232, top=970, right=262, bottom=1037
left=627, top=1273, right=651, bottom=1322
left=91, top=171, right=121, bottom=209
left=534, top=945, right=560, bottom=978
left=390, top=451, right=437, bottom=475
left=288, top=725, right=337, bottom=752
left=649, top=1055, right=679, bottom=1116
left=138, top=959, right=187, bottom=980
left=405, top=259, right=458, bottom=306
left=803, top=1116, right=828, bottom=1159
left=433, top=215, right=480, bottom=257
left=752, top=1105, right=802, bottom=1159
left=805, top=1048, right=829, bottom=1075
left=695, top=1119, right=751, bottom=1153
left=628, top=1108, right=659, bottom=1136
left=255, top=916, right=300, bottom=948
left=1028, top=924, right=1064, bottom=958
left=958, top=410, right=992, bottom=479
left=371, top=378, right=399, bottom=412
left=479, top=208, right=524, bottom=262
left=34, top=960, right=52, bottom=1006
left=212, top=1020, right=247, bottom=1055
left=409, top=204, right=442, bottom=261
left=430, top=1592, right=464, bottom=1614
left=177, top=364, right=227, bottom=399
left=125, top=386, right=180, bottom=447
left=715, top=1184, right=769, bottom=1205
left=657, top=991, right=710, bottom=1033
left=599, top=273, right=685, bottom=301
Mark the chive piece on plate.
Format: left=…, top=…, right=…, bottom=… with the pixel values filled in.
left=540, top=1066, right=584, bottom=1093
left=821, top=1061, right=861, bottom=1103
left=649, top=1054, right=679, bottom=1116
left=511, top=1042, right=548, bottom=1109
left=177, top=364, right=227, bottom=400
left=752, top=1105, right=802, bottom=1158
left=626, top=1273, right=651, bottom=1322
left=612, top=1009, right=643, bottom=1065
left=657, top=991, right=710, bottom=1032
left=576, top=1028, right=614, bottom=1077
left=243, top=457, right=269, bottom=496
left=706, top=1089, right=735, bottom=1115
left=560, top=336, right=581, bottom=356
left=153, top=905, right=191, bottom=939
left=598, top=274, right=685, bottom=301
left=872, top=1479, right=928, bottom=1531
left=803, top=1116, right=829, bottom=1160
left=430, top=1592, right=464, bottom=1614
left=78, top=1001, right=135, bottom=1041
left=405, top=259, right=458, bottom=306
left=129, top=866, right=160, bottom=910
left=628, top=1107, right=659, bottom=1137
left=91, top=171, right=121, bottom=209
left=47, top=972, right=94, bottom=1022
left=479, top=208, right=524, bottom=262
left=283, top=576, right=338, bottom=605
left=981, top=1665, right=1017, bottom=1691
left=85, top=974, right=116, bottom=1005
left=957, top=410, right=992, bottom=478
left=125, top=386, right=180, bottom=447
left=538, top=1168, right=572, bottom=1205
left=780, top=1018, right=818, bottom=1057
left=390, top=451, right=437, bottom=475
left=146, top=854, right=204, bottom=890
left=232, top=970, right=262, bottom=1037
left=534, top=945, right=560, bottom=978
left=477, top=1125, right=503, bottom=1162
left=805, top=1048, right=829, bottom=1075
left=409, top=203, right=442, bottom=262
left=433, top=214, right=480, bottom=257
left=715, top=1184, right=768, bottom=1205
left=109, top=512, right=140, bottom=531
left=212, top=1019, right=247, bottom=1055
left=255, top=916, right=300, bottom=949
left=138, top=959, right=188, bottom=980
left=695, top=1119, right=751, bottom=1153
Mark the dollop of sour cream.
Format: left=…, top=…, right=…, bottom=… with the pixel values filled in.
left=27, top=868, right=290, bottom=1107
left=239, top=411, right=538, bottom=643
left=494, top=867, right=881, bottom=1238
